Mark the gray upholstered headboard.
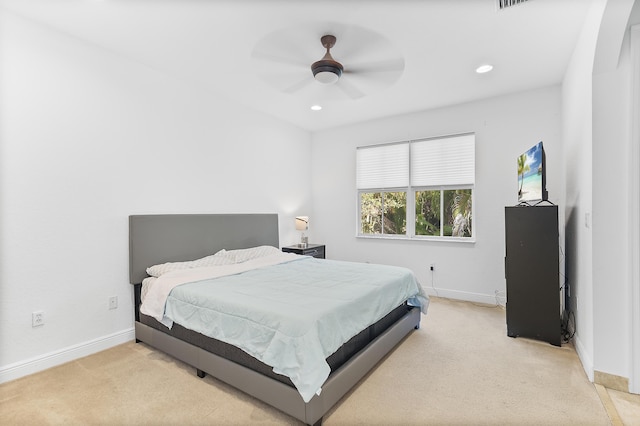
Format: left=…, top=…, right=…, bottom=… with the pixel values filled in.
left=128, top=214, right=279, bottom=284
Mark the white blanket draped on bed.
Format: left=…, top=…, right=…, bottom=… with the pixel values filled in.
left=140, top=252, right=428, bottom=403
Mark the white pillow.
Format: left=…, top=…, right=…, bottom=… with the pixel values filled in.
left=141, top=276, right=156, bottom=302
left=146, top=249, right=230, bottom=277
left=145, top=246, right=280, bottom=277
left=223, top=245, right=280, bottom=263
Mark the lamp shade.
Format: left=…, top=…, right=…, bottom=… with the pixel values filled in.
left=295, top=216, right=309, bottom=231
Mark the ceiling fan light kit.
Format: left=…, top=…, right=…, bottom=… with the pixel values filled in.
left=313, top=68, right=341, bottom=84
left=311, top=35, right=343, bottom=84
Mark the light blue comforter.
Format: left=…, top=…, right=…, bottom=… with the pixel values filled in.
left=163, top=256, right=428, bottom=402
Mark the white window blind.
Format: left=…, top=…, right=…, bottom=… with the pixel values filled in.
left=356, top=143, right=409, bottom=189
left=411, top=134, right=475, bottom=186
left=357, top=134, right=475, bottom=189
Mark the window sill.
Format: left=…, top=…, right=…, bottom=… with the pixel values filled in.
left=356, top=234, right=476, bottom=244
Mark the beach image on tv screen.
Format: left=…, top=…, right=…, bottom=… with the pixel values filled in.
left=517, top=142, right=543, bottom=202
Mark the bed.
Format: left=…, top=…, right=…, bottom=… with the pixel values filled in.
left=129, top=214, right=426, bottom=425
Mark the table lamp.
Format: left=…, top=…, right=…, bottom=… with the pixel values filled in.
left=295, top=216, right=309, bottom=248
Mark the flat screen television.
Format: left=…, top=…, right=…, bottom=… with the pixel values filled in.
left=517, top=141, right=548, bottom=204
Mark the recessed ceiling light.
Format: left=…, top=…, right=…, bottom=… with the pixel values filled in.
left=476, top=64, right=494, bottom=74
left=310, top=105, right=322, bottom=111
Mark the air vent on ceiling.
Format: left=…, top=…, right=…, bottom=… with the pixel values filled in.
left=498, top=0, right=530, bottom=9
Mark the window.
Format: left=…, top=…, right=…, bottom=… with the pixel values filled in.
left=360, top=191, right=407, bottom=235
left=357, top=133, right=475, bottom=240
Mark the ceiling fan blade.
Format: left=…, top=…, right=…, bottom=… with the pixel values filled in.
left=330, top=25, right=388, bottom=61
left=283, top=76, right=314, bottom=94
left=344, top=58, right=405, bottom=74
left=252, top=50, right=308, bottom=69
left=336, top=78, right=366, bottom=99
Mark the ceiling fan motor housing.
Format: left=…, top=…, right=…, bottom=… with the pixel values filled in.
left=311, top=35, right=343, bottom=84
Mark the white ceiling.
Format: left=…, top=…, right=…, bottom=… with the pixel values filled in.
left=0, top=0, right=594, bottom=132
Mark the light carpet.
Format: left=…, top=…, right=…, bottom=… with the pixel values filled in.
left=1, top=297, right=634, bottom=425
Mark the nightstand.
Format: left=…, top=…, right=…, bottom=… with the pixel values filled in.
left=282, top=244, right=325, bottom=259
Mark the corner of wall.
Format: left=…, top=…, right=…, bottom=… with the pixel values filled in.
left=573, top=334, right=595, bottom=382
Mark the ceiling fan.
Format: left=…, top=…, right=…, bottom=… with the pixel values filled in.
left=251, top=27, right=405, bottom=100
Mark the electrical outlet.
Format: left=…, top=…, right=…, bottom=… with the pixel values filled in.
left=109, top=296, right=118, bottom=310
left=32, top=311, right=44, bottom=327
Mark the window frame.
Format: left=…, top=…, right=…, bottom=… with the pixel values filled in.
left=412, top=185, right=474, bottom=241
left=356, top=133, right=475, bottom=242
left=358, top=188, right=409, bottom=237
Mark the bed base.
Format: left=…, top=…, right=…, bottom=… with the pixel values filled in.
left=135, top=306, right=420, bottom=426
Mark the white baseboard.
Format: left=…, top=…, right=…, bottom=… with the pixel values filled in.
left=573, top=333, right=594, bottom=382
left=425, top=288, right=504, bottom=306
left=0, top=328, right=135, bottom=384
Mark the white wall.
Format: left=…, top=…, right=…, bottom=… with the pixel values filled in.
left=630, top=21, right=640, bottom=395
left=0, top=11, right=311, bottom=379
left=593, top=12, right=633, bottom=382
left=562, top=0, right=637, bottom=387
left=311, top=86, right=562, bottom=304
left=561, top=0, right=603, bottom=382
